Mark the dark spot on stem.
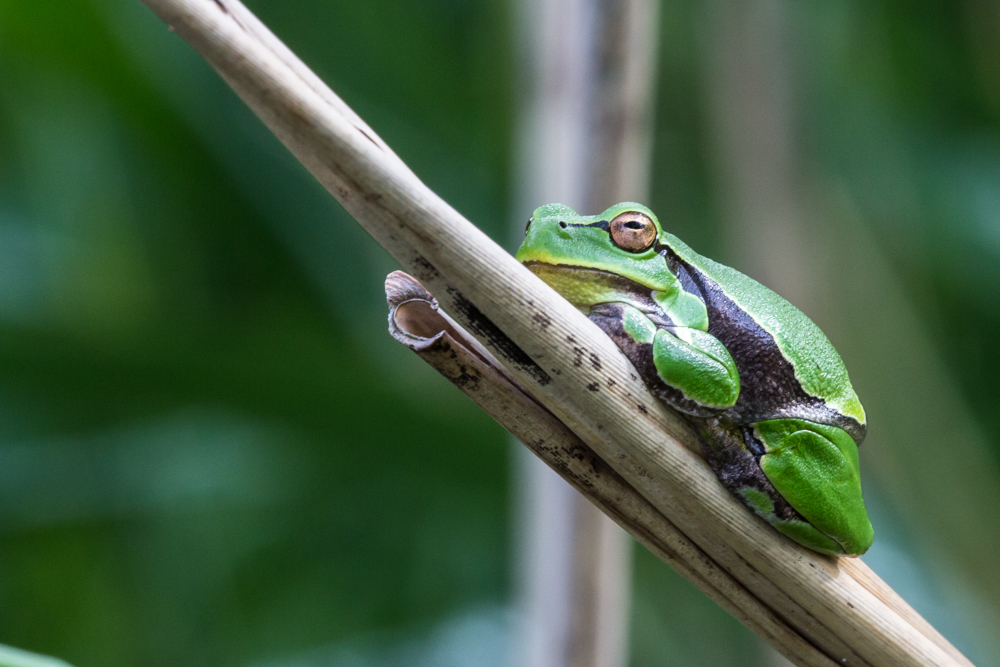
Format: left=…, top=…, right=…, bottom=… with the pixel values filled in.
left=357, top=126, right=382, bottom=150
left=533, top=312, right=552, bottom=329
left=447, top=289, right=551, bottom=386
left=451, top=364, right=481, bottom=390
left=411, top=255, right=441, bottom=281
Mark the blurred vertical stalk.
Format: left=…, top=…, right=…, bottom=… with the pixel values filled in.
left=703, top=7, right=803, bottom=661
left=513, top=1, right=659, bottom=666
left=703, top=0, right=815, bottom=312
left=704, top=0, right=1000, bottom=662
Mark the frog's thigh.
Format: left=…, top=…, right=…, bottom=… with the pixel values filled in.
left=755, top=419, right=874, bottom=556
left=652, top=328, right=739, bottom=410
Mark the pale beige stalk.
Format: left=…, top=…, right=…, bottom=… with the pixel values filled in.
left=513, top=0, right=659, bottom=664
left=137, top=1, right=973, bottom=665
left=386, top=271, right=835, bottom=667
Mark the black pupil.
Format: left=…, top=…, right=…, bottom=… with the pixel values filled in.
left=624, top=221, right=644, bottom=230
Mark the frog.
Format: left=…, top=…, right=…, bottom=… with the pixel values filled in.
left=515, top=202, right=874, bottom=556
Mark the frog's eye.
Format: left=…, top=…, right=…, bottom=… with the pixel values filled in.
left=609, top=211, right=657, bottom=252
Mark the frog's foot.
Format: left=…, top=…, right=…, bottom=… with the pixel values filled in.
left=699, top=417, right=874, bottom=556
left=652, top=325, right=740, bottom=410
left=589, top=302, right=739, bottom=417
left=750, top=419, right=874, bottom=556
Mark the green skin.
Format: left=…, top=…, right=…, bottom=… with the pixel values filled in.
left=516, top=202, right=874, bottom=556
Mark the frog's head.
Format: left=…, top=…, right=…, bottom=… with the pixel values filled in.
left=515, top=202, right=677, bottom=309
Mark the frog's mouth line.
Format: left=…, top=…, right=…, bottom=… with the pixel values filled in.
left=521, top=261, right=661, bottom=311
left=521, top=260, right=652, bottom=291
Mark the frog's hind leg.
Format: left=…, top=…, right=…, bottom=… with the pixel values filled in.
left=699, top=417, right=849, bottom=556
left=751, top=419, right=874, bottom=556
left=589, top=302, right=738, bottom=417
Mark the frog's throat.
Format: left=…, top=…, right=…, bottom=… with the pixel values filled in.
left=522, top=261, right=661, bottom=313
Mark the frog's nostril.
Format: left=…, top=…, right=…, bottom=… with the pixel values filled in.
left=525, top=218, right=533, bottom=232
left=559, top=221, right=568, bottom=229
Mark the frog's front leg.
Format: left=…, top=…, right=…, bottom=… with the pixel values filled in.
left=588, top=302, right=739, bottom=417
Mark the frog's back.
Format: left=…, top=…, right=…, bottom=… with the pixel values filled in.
left=663, top=234, right=866, bottom=441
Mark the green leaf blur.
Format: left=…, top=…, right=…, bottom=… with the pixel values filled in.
left=1, top=0, right=999, bottom=666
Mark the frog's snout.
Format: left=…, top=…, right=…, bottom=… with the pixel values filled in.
left=522, top=215, right=574, bottom=242
left=555, top=220, right=575, bottom=239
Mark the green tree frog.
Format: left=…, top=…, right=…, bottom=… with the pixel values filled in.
left=516, top=202, right=873, bottom=556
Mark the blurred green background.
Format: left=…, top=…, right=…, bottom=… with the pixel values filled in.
left=1, top=0, right=999, bottom=665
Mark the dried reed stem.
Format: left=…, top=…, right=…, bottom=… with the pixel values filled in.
left=137, top=1, right=973, bottom=665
